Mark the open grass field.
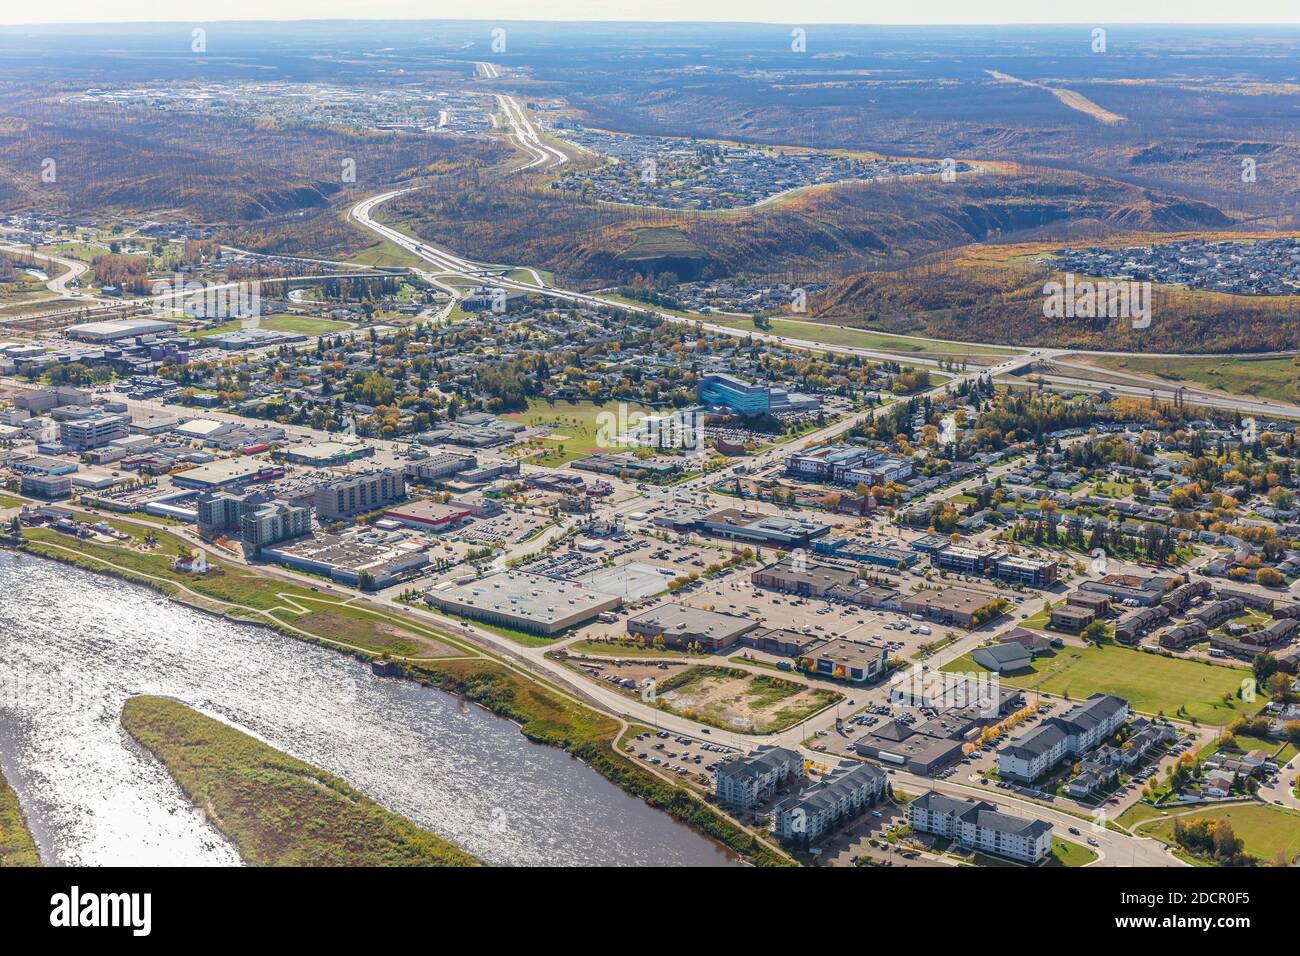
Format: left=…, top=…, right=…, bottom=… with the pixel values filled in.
left=707, top=315, right=1023, bottom=364
left=1066, top=353, right=1300, bottom=406
left=504, top=397, right=657, bottom=466
left=1137, top=803, right=1300, bottom=865
left=944, top=644, right=1256, bottom=726
left=121, top=696, right=482, bottom=866
left=652, top=664, right=840, bottom=734
left=0, top=769, right=39, bottom=867
left=185, top=314, right=354, bottom=338
left=1046, top=837, right=1098, bottom=867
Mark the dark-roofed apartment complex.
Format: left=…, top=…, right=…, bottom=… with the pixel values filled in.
left=714, top=745, right=803, bottom=809
left=998, top=694, right=1130, bottom=782
left=909, top=791, right=1053, bottom=863
left=772, top=762, right=886, bottom=844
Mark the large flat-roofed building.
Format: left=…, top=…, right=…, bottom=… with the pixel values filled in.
left=172, top=458, right=282, bottom=490
left=751, top=555, right=900, bottom=608
left=403, top=453, right=478, bottom=485
left=314, top=468, right=406, bottom=520
left=59, top=413, right=129, bottom=451
left=785, top=444, right=880, bottom=482
left=699, top=508, right=829, bottom=549
left=900, top=587, right=1004, bottom=628
left=934, top=544, right=996, bottom=576
left=627, top=603, right=758, bottom=651
left=698, top=373, right=774, bottom=415
left=813, top=536, right=918, bottom=568
left=12, top=454, right=78, bottom=475
left=1080, top=573, right=1174, bottom=607
left=800, top=638, right=888, bottom=683
left=66, top=318, right=177, bottom=341
left=20, top=473, right=72, bottom=500
left=751, top=555, right=856, bottom=596
left=173, top=418, right=236, bottom=443
left=279, top=440, right=375, bottom=467
left=993, top=554, right=1058, bottom=588
left=15, top=386, right=89, bottom=413
left=382, top=499, right=473, bottom=532
left=424, top=571, right=621, bottom=635
left=698, top=373, right=818, bottom=417
left=263, top=531, right=428, bottom=589
left=853, top=719, right=966, bottom=775
left=908, top=792, right=1052, bottom=863
left=714, top=745, right=803, bottom=809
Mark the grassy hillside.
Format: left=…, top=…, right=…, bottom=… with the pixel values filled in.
left=1063, top=353, right=1300, bottom=405
left=121, top=695, right=482, bottom=867
left=0, top=769, right=39, bottom=867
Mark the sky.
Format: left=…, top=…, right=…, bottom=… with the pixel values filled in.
left=2, top=1, right=1297, bottom=27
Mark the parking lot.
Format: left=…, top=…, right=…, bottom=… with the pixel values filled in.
left=620, top=727, right=738, bottom=791
left=455, top=510, right=551, bottom=547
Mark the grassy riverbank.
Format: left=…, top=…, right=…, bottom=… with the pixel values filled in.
left=121, top=696, right=482, bottom=866
left=0, top=769, right=40, bottom=867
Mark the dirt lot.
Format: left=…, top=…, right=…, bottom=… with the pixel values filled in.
left=586, top=659, right=841, bottom=733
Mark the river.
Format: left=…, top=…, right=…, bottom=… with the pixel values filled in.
left=0, top=551, right=737, bottom=866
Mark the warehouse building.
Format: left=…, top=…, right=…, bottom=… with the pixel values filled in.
left=900, top=587, right=1004, bottom=628
left=626, top=603, right=758, bottom=651
left=66, top=318, right=177, bottom=342
left=382, top=498, right=473, bottom=532
left=263, top=530, right=428, bottom=589
left=424, top=571, right=621, bottom=635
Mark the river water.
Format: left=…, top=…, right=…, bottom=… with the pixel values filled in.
left=0, top=551, right=737, bottom=866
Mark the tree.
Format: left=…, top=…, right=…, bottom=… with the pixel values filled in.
left=1255, top=567, right=1283, bottom=588
left=1082, top=620, right=1110, bottom=644
left=1252, top=653, right=1279, bottom=687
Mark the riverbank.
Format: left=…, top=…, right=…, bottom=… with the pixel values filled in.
left=0, top=769, right=40, bottom=867
left=6, top=524, right=792, bottom=867
left=121, top=696, right=483, bottom=866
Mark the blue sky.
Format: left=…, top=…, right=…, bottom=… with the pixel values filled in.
left=3, top=2, right=1297, bottom=26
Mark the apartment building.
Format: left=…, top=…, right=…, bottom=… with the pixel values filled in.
left=772, top=762, right=886, bottom=844
left=714, top=745, right=803, bottom=809
left=997, top=694, right=1130, bottom=782
left=909, top=791, right=1053, bottom=863
left=241, top=500, right=313, bottom=549
left=313, top=467, right=406, bottom=520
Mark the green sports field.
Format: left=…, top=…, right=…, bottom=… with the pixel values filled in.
left=944, top=644, right=1257, bottom=726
